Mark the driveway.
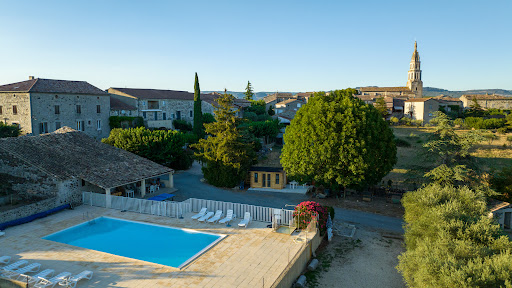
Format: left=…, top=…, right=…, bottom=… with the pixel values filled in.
left=173, top=162, right=404, bottom=233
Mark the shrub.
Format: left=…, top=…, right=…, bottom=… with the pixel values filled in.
left=497, top=127, right=507, bottom=134
left=408, top=132, right=418, bottom=138
left=109, top=116, right=144, bottom=129
left=243, top=111, right=258, bottom=122
left=483, top=133, right=498, bottom=145
left=202, top=113, right=216, bottom=124
left=0, top=122, right=22, bottom=138
left=395, top=138, right=411, bottom=147
left=400, top=117, right=412, bottom=126
left=465, top=117, right=507, bottom=130
left=507, top=135, right=512, bottom=144
left=293, top=201, right=329, bottom=234
left=324, top=206, right=335, bottom=220
left=390, top=117, right=399, bottom=125
left=173, top=120, right=193, bottom=131
left=453, top=118, right=464, bottom=127
left=411, top=120, right=423, bottom=127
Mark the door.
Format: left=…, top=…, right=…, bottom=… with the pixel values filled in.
left=267, top=174, right=271, bottom=187
left=505, top=212, right=511, bottom=229
left=176, top=111, right=181, bottom=120
left=262, top=174, right=266, bottom=187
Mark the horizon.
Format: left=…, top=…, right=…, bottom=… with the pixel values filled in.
left=0, top=1, right=510, bottom=92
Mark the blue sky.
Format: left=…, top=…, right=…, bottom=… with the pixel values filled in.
left=0, top=0, right=510, bottom=92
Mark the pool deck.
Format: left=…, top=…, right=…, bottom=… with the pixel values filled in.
left=0, top=205, right=310, bottom=287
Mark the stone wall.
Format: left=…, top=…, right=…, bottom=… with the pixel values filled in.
left=0, top=197, right=59, bottom=223
left=30, top=92, right=111, bottom=139
left=0, top=92, right=32, bottom=134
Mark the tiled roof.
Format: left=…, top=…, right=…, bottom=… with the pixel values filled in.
left=462, top=94, right=512, bottom=100
left=109, top=87, right=195, bottom=100
left=296, top=92, right=313, bottom=97
left=110, top=97, right=137, bottom=110
left=276, top=98, right=305, bottom=106
left=433, top=95, right=462, bottom=102
left=0, top=127, right=173, bottom=189
left=0, top=78, right=108, bottom=95
left=276, top=110, right=297, bottom=120
left=405, top=97, right=436, bottom=103
left=233, top=98, right=252, bottom=108
left=263, top=92, right=295, bottom=103
left=359, top=87, right=412, bottom=92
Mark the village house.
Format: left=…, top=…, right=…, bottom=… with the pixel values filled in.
left=0, top=77, right=110, bottom=139
left=108, top=88, right=218, bottom=130
left=110, top=97, right=138, bottom=117
left=0, top=127, right=173, bottom=224
left=263, top=92, right=295, bottom=109
left=460, top=94, right=512, bottom=110
left=274, top=98, right=306, bottom=114
left=433, top=95, right=463, bottom=114
left=404, top=97, right=439, bottom=123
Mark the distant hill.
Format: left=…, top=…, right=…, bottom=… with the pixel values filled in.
left=203, top=91, right=298, bottom=100
left=423, top=87, right=512, bottom=98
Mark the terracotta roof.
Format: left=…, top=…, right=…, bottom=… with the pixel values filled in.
left=110, top=97, right=137, bottom=110
left=404, top=97, right=436, bottom=103
left=109, top=87, right=195, bottom=100
left=0, top=127, right=173, bottom=189
left=462, top=94, right=512, bottom=100
left=0, top=78, right=108, bottom=95
left=358, top=87, right=411, bottom=92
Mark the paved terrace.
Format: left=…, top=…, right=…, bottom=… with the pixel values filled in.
left=0, top=205, right=308, bottom=288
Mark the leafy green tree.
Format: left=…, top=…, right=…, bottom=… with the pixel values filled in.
left=202, top=113, right=215, bottom=124
left=281, top=89, right=397, bottom=190
left=240, top=119, right=280, bottom=144
left=245, top=100, right=267, bottom=115
left=268, top=105, right=275, bottom=116
left=0, top=122, right=21, bottom=138
left=244, top=81, right=254, bottom=101
left=192, top=92, right=256, bottom=187
left=102, top=127, right=193, bottom=170
left=193, top=72, right=203, bottom=137
left=374, top=97, right=389, bottom=118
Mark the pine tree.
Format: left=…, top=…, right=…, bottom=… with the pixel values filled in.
left=193, top=73, right=203, bottom=137
left=244, top=81, right=254, bottom=101
left=192, top=91, right=255, bottom=187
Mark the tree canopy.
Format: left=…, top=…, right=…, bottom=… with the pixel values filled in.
left=192, top=92, right=256, bottom=187
left=102, top=127, right=193, bottom=170
left=0, top=123, right=22, bottom=138
left=244, top=81, right=254, bottom=101
left=193, top=72, right=204, bottom=137
left=281, top=89, right=397, bottom=189
left=374, top=97, right=389, bottom=118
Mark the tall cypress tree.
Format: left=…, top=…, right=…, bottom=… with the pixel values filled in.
left=193, top=72, right=203, bottom=137
left=244, top=81, right=254, bottom=101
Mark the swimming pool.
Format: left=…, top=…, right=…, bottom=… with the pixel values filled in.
left=43, top=217, right=225, bottom=269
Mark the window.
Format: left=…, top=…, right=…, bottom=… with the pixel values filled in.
left=163, top=112, right=167, bottom=120
left=55, top=121, right=61, bottom=130
left=97, top=120, right=101, bottom=130
left=76, top=105, right=81, bottom=114
left=154, top=111, right=158, bottom=120
left=267, top=173, right=271, bottom=187
left=96, top=105, right=101, bottom=113
left=55, top=105, right=60, bottom=114
left=162, top=101, right=166, bottom=106
left=0, top=106, right=2, bottom=115
left=39, top=122, right=48, bottom=134
left=76, top=120, right=85, bottom=131
left=297, top=104, right=301, bottom=108
left=172, top=113, right=175, bottom=119
left=254, top=173, right=258, bottom=183
left=13, top=105, right=17, bottom=115
left=176, top=111, right=181, bottom=120
left=276, top=174, right=280, bottom=184
left=190, top=110, right=193, bottom=117
left=143, top=112, right=147, bottom=119
left=262, top=174, right=266, bottom=187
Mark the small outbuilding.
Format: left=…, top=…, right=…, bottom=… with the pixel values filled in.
left=249, top=167, right=287, bottom=190
left=490, top=200, right=512, bottom=230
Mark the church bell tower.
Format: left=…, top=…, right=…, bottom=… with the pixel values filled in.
left=407, top=41, right=423, bottom=98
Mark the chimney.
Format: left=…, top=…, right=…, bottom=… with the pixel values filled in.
left=29, top=76, right=35, bottom=80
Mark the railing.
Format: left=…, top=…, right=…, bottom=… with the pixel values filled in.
left=187, top=198, right=295, bottom=225
left=82, top=192, right=191, bottom=218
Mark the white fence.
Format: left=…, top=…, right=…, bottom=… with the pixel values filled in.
left=82, top=192, right=191, bottom=218
left=186, top=198, right=295, bottom=225
left=82, top=193, right=295, bottom=225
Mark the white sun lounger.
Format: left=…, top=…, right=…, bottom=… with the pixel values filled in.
left=191, top=208, right=207, bottom=219
left=1, top=260, right=28, bottom=271
left=34, top=272, right=72, bottom=288
left=198, top=211, right=214, bottom=222
left=238, top=212, right=251, bottom=228
left=58, top=270, right=93, bottom=288
left=207, top=210, right=223, bottom=223
left=17, top=269, right=55, bottom=284
left=2, top=262, right=41, bottom=279
left=0, top=256, right=10, bottom=264
left=218, top=210, right=234, bottom=224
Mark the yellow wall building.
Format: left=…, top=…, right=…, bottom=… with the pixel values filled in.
left=249, top=167, right=287, bottom=190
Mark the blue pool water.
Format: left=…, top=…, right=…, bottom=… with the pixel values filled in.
left=43, top=217, right=224, bottom=268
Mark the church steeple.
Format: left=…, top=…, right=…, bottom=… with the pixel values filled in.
left=407, top=41, right=423, bottom=98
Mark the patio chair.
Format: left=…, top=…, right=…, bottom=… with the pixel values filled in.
left=58, top=270, right=93, bottom=288
left=149, top=185, right=156, bottom=194
left=207, top=210, right=223, bottom=223
left=0, top=256, right=10, bottom=264
left=34, top=272, right=71, bottom=288
left=17, top=269, right=54, bottom=284
left=1, top=260, right=28, bottom=271
left=219, top=210, right=234, bottom=224
left=1, top=262, right=41, bottom=279
left=198, top=212, right=214, bottom=222
left=238, top=212, right=251, bottom=228
left=191, top=208, right=207, bottom=219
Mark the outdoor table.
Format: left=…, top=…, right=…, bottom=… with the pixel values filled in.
left=290, top=181, right=298, bottom=189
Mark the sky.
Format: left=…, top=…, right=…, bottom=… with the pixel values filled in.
left=0, top=0, right=510, bottom=92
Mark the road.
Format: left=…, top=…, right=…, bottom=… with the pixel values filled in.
left=172, top=162, right=404, bottom=233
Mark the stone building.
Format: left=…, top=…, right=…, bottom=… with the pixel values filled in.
left=110, top=97, right=138, bottom=117
left=0, top=127, right=173, bottom=223
left=275, top=98, right=306, bottom=114
left=404, top=98, right=439, bottom=123
left=357, top=41, right=423, bottom=99
left=263, top=92, right=295, bottom=109
left=108, top=88, right=218, bottom=129
left=460, top=94, right=512, bottom=110
left=0, top=77, right=110, bottom=139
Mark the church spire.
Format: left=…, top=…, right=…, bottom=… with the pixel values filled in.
left=407, top=41, right=422, bottom=97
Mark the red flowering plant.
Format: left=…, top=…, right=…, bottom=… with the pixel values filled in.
left=293, top=201, right=329, bottom=234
